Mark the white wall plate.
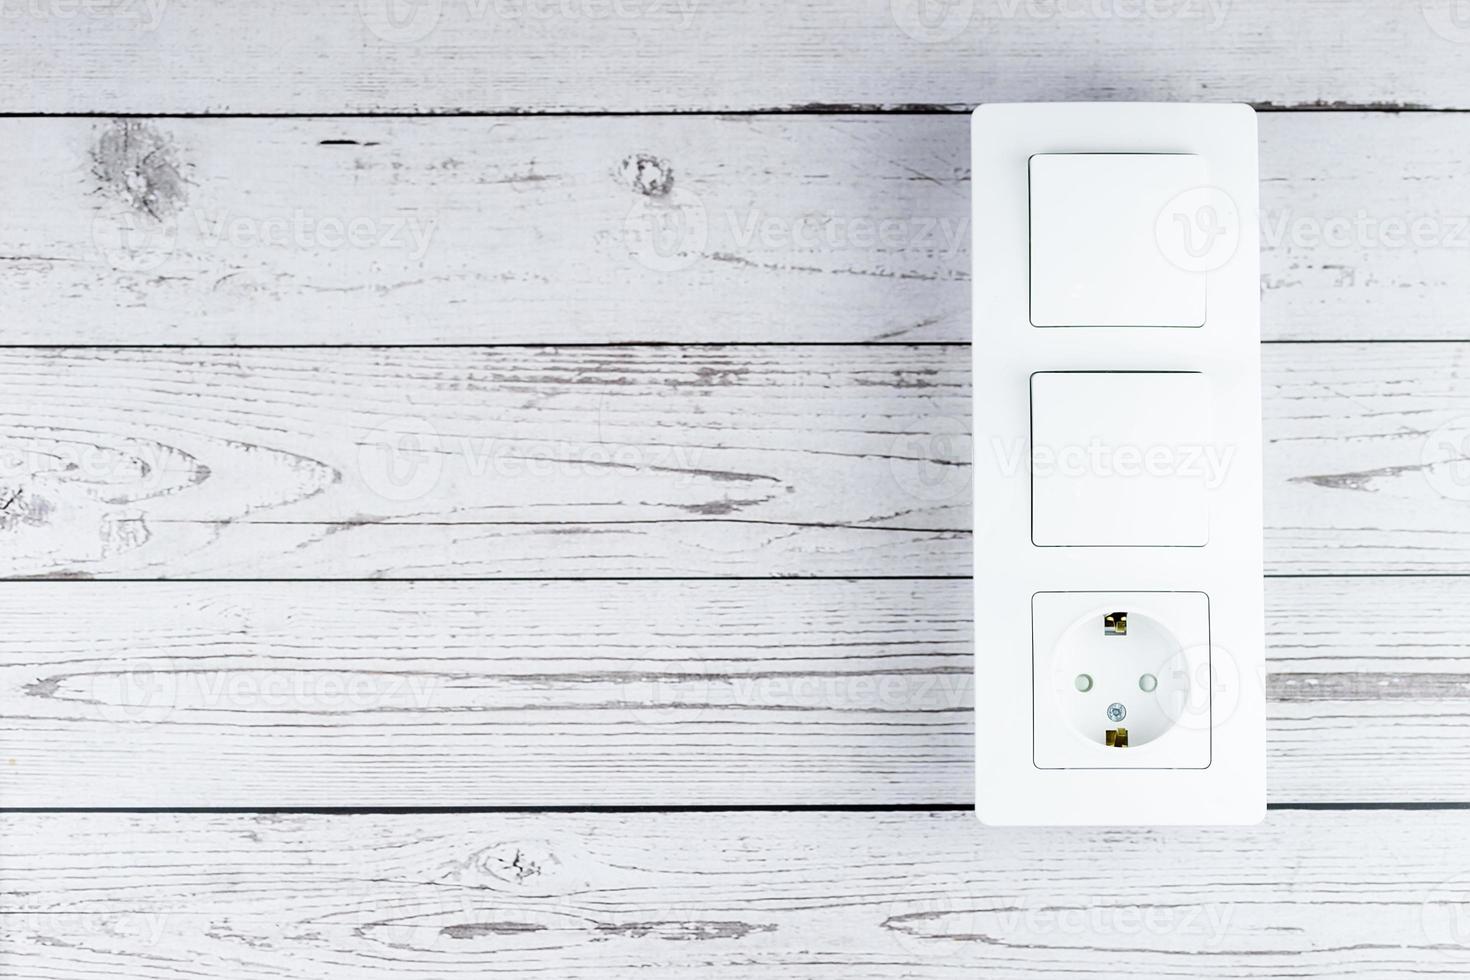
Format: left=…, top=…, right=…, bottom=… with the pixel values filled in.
left=972, top=103, right=1264, bottom=826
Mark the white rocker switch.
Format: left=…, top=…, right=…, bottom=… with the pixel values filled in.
left=1030, top=153, right=1207, bottom=328
left=1030, top=371, right=1210, bottom=547
left=973, top=103, right=1264, bottom=826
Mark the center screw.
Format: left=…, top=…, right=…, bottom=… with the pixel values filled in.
left=1107, top=702, right=1127, bottom=722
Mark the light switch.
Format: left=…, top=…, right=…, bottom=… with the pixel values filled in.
left=1030, top=153, right=1207, bottom=327
left=1031, top=372, right=1210, bottom=547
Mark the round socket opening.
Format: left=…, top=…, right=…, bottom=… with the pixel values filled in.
left=1051, top=607, right=1193, bottom=749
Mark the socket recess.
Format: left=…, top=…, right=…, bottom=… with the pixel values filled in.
left=1032, top=591, right=1211, bottom=770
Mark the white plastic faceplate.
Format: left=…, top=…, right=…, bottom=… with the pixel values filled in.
left=972, top=103, right=1265, bottom=825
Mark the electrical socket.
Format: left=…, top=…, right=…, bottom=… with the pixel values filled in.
left=1032, top=591, right=1211, bottom=770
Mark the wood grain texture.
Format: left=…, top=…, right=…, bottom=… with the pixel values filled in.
left=1264, top=342, right=1470, bottom=574
left=2, top=576, right=1467, bottom=806
left=5, top=113, right=1469, bottom=343
left=4, top=1, right=1470, bottom=112
left=0, top=346, right=972, bottom=578
left=7, top=809, right=1470, bottom=978
left=2, top=343, right=1470, bottom=578
left=0, top=116, right=968, bottom=345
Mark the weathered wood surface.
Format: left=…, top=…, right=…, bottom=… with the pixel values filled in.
left=1, top=576, right=1465, bottom=806
left=0, top=346, right=973, bottom=578
left=1, top=343, right=1468, bottom=578
left=7, top=809, right=1470, bottom=978
left=4, top=1, right=1470, bottom=113
left=4, top=113, right=1468, bottom=343
left=3, top=9, right=1464, bottom=980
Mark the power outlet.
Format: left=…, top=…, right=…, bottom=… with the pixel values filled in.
left=1032, top=592, right=1210, bottom=770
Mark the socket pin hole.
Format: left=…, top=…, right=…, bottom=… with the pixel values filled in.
left=1139, top=673, right=1158, bottom=692
left=1074, top=673, right=1093, bottom=692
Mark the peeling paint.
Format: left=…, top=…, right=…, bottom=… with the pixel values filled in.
left=441, top=921, right=547, bottom=939
left=24, top=676, right=62, bottom=698
left=595, top=920, right=776, bottom=941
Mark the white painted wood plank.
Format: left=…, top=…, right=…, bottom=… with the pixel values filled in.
left=1260, top=113, right=1470, bottom=342
left=1265, top=575, right=1470, bottom=803
left=4, top=1, right=1469, bottom=112
left=2, top=343, right=1468, bottom=578
left=1263, top=342, right=1470, bottom=573
left=7, top=809, right=1470, bottom=978
left=0, top=346, right=971, bottom=578
left=4, top=113, right=1466, bottom=344
left=1, top=577, right=1465, bottom=806
left=0, top=116, right=968, bottom=344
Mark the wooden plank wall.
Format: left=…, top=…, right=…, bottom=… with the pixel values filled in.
left=4, top=114, right=1469, bottom=343
left=4, top=2, right=1470, bottom=977
left=5, top=0, right=1470, bottom=111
